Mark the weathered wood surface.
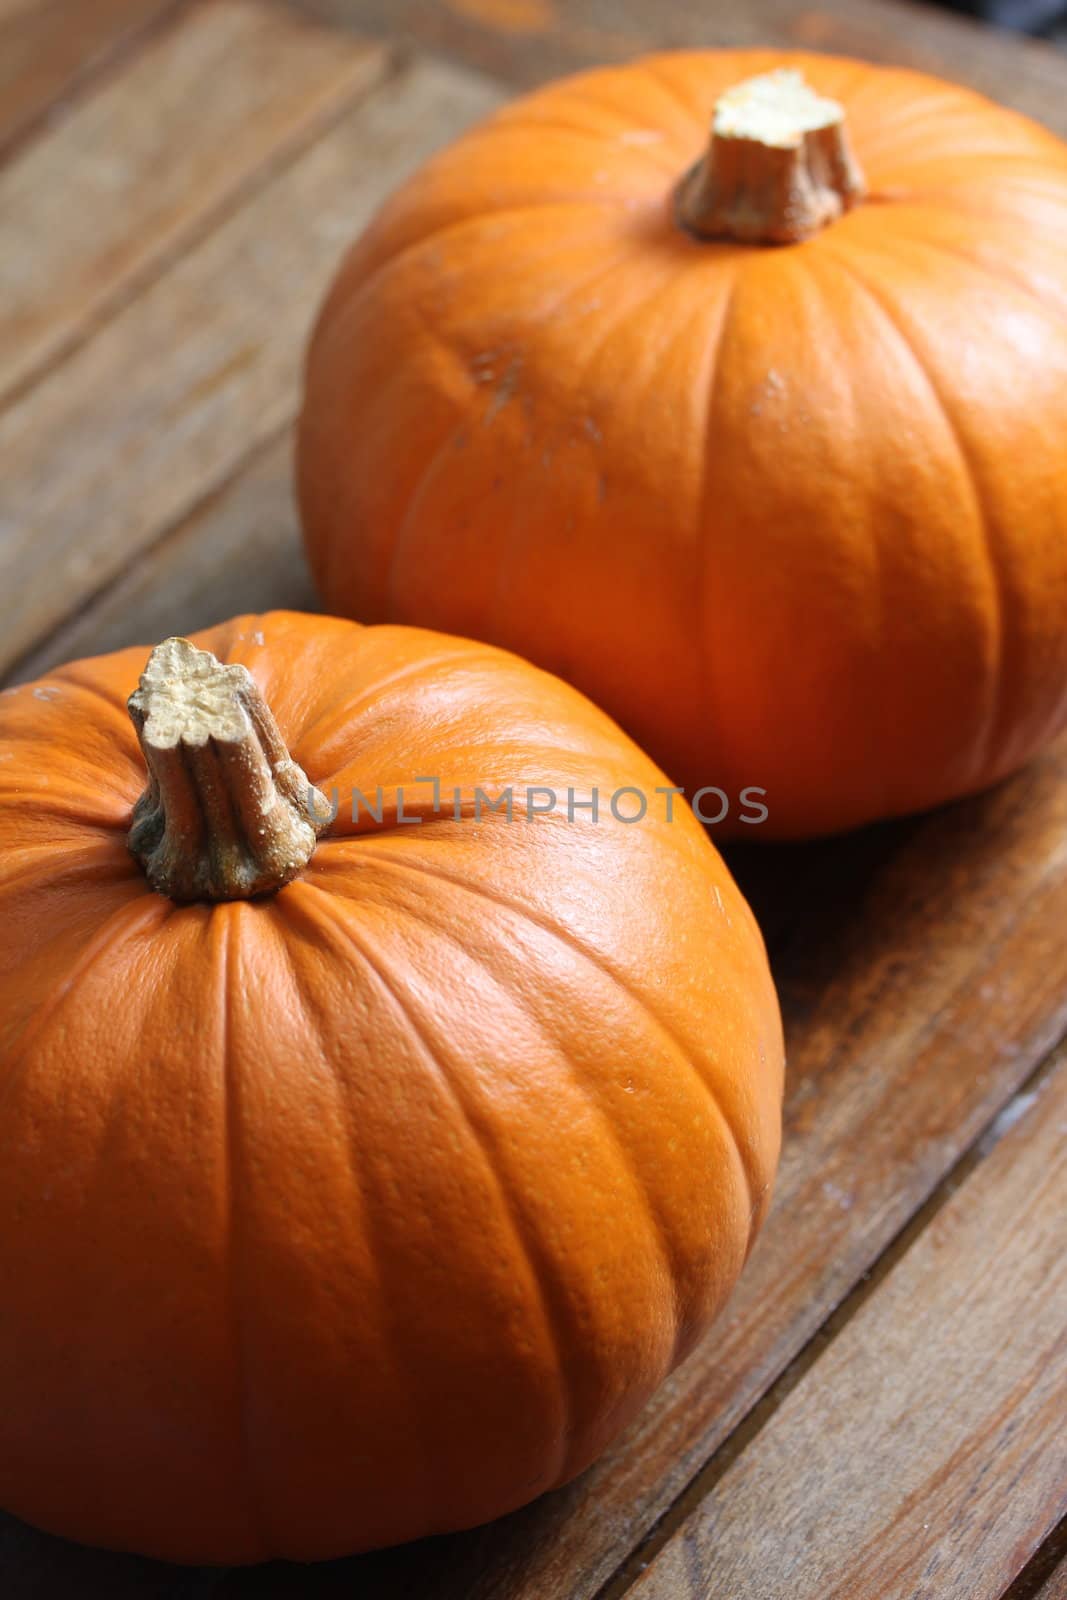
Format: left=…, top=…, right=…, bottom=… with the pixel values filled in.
left=1013, top=1534, right=1067, bottom=1600
left=0, top=0, right=181, bottom=156
left=0, top=0, right=391, bottom=406
left=0, top=46, right=502, bottom=682
left=1033, top=1554, right=1067, bottom=1600
left=11, top=431, right=315, bottom=685
left=2, top=1, right=1067, bottom=1596
left=627, top=1053, right=1067, bottom=1600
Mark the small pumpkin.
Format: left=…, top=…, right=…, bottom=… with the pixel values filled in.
left=0, top=611, right=782, bottom=1563
left=298, top=51, right=1067, bottom=838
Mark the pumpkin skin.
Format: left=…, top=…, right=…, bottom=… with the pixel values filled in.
left=0, top=610, right=782, bottom=1564
left=298, top=49, right=1067, bottom=839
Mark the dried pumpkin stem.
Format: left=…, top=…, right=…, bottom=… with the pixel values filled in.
left=127, top=637, right=329, bottom=902
left=676, top=68, right=865, bottom=245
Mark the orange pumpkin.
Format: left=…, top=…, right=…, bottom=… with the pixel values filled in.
left=0, top=610, right=782, bottom=1563
left=298, top=50, right=1067, bottom=839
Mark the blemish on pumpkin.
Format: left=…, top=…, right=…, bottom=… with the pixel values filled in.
left=471, top=349, right=501, bottom=381
left=751, top=367, right=786, bottom=416
left=33, top=686, right=59, bottom=703
left=446, top=0, right=554, bottom=35
left=619, top=129, right=665, bottom=148
left=482, top=355, right=523, bottom=424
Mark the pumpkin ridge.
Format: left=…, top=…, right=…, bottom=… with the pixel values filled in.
left=802, top=247, right=894, bottom=823
left=378, top=235, right=651, bottom=628
left=39, top=665, right=140, bottom=733
left=311, top=751, right=662, bottom=840
left=293, top=643, right=506, bottom=767
left=217, top=905, right=270, bottom=1559
left=294, top=877, right=576, bottom=1492
left=819, top=243, right=1006, bottom=776
left=0, top=894, right=171, bottom=1120
left=493, top=60, right=702, bottom=144
left=0, top=675, right=144, bottom=812
left=860, top=221, right=1067, bottom=336
left=0, top=841, right=137, bottom=907
left=324, top=858, right=693, bottom=1367
left=355, top=847, right=760, bottom=1249
left=311, top=203, right=625, bottom=374
left=861, top=159, right=1067, bottom=203
left=693, top=264, right=744, bottom=811
left=478, top=247, right=715, bottom=658
left=469, top=111, right=681, bottom=178
left=382, top=417, right=484, bottom=627
left=0, top=776, right=139, bottom=831
left=271, top=883, right=444, bottom=1531
left=639, top=57, right=735, bottom=130
left=540, top=102, right=687, bottom=166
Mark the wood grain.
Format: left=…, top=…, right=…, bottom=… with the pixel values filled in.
left=297, top=0, right=1067, bottom=134
left=9, top=430, right=316, bottom=680
left=0, top=0, right=393, bottom=406
left=628, top=1054, right=1067, bottom=1600
left=204, top=733, right=1067, bottom=1600
left=0, top=0, right=181, bottom=157
left=1007, top=1527, right=1067, bottom=1600
left=0, top=54, right=503, bottom=684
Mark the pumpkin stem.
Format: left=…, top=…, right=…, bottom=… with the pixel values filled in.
left=127, top=637, right=329, bottom=902
left=676, top=69, right=865, bottom=245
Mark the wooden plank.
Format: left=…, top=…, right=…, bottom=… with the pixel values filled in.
left=0, top=1, right=392, bottom=407
left=298, top=0, right=1067, bottom=135
left=0, top=54, right=504, bottom=684
left=1032, top=1556, right=1067, bottom=1600
left=200, top=735, right=1067, bottom=1600
left=8, top=430, right=316, bottom=681
left=0, top=0, right=181, bottom=158
left=627, top=1055, right=1067, bottom=1600
left=1006, top=1533, right=1067, bottom=1600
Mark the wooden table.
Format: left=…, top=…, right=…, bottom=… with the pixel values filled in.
left=3, top=1, right=1067, bottom=1595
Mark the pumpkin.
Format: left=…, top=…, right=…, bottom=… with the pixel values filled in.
left=298, top=50, right=1067, bottom=839
left=0, top=610, right=782, bottom=1564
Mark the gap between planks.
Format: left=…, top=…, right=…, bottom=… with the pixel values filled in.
left=623, top=1042, right=1067, bottom=1600
left=1004, top=1516, right=1067, bottom=1600
left=0, top=1, right=401, bottom=410
left=0, top=46, right=505, bottom=683
left=598, top=1033, right=1067, bottom=1600
left=9, top=424, right=310, bottom=686
left=0, top=0, right=188, bottom=164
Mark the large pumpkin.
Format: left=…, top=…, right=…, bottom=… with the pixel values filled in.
left=0, top=611, right=782, bottom=1563
left=298, top=50, right=1067, bottom=839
